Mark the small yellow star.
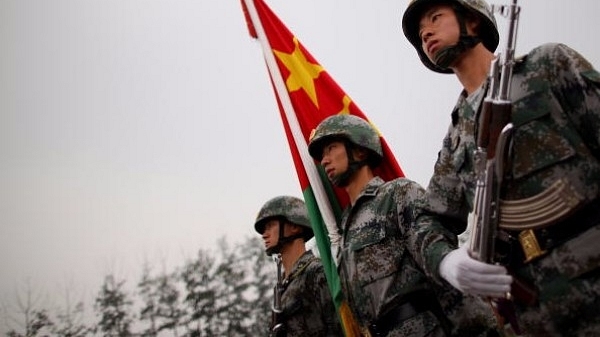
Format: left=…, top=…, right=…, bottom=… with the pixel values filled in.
left=274, top=37, right=324, bottom=107
left=337, top=95, right=352, bottom=115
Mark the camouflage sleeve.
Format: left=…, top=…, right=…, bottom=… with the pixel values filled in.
left=392, top=178, right=427, bottom=234
left=424, top=117, right=473, bottom=232
left=549, top=43, right=600, bottom=159
left=391, top=177, right=459, bottom=284
left=409, top=211, right=460, bottom=284
left=408, top=121, right=470, bottom=283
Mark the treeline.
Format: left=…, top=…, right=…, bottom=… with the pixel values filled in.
left=3, top=237, right=274, bottom=337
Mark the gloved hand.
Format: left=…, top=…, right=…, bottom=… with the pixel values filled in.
left=439, top=245, right=513, bottom=298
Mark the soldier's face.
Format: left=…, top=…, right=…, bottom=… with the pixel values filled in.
left=418, top=4, right=461, bottom=63
left=262, top=219, right=281, bottom=249
left=262, top=220, right=297, bottom=249
left=320, top=141, right=349, bottom=182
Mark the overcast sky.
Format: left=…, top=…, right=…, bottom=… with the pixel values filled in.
left=1, top=0, right=599, bottom=330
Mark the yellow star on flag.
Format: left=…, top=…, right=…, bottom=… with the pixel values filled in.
left=336, top=96, right=381, bottom=135
left=338, top=95, right=352, bottom=115
left=274, top=37, right=324, bottom=107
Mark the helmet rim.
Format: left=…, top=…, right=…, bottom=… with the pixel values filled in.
left=308, top=115, right=383, bottom=164
left=254, top=196, right=313, bottom=241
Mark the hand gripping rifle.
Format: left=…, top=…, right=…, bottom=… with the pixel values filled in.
left=270, top=254, right=286, bottom=337
left=467, top=0, right=535, bottom=334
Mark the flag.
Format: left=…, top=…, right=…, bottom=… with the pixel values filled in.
left=241, top=0, right=404, bottom=335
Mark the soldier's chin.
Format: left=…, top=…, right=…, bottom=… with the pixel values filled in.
left=331, top=172, right=352, bottom=187
left=265, top=246, right=278, bottom=256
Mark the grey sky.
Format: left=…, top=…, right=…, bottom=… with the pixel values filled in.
left=1, top=0, right=599, bottom=330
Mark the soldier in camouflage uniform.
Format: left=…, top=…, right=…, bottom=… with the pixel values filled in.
left=307, top=114, right=496, bottom=337
left=254, top=195, right=342, bottom=336
left=402, top=0, right=600, bottom=335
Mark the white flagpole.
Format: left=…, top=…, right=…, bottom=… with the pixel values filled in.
left=243, top=0, right=341, bottom=247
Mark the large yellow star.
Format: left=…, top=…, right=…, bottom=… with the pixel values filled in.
left=274, top=37, right=324, bottom=107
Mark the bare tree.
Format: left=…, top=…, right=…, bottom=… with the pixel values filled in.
left=51, top=284, right=90, bottom=337
left=1, top=281, right=53, bottom=337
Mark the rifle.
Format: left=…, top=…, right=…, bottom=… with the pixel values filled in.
left=270, top=254, right=286, bottom=337
left=467, top=0, right=535, bottom=334
left=468, top=0, right=520, bottom=266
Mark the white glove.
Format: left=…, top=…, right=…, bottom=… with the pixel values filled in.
left=439, top=245, right=513, bottom=298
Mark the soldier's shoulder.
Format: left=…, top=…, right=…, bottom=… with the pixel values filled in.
left=301, top=257, right=328, bottom=288
left=518, top=43, right=595, bottom=79
left=382, top=177, right=423, bottom=190
left=523, top=43, right=582, bottom=63
left=531, top=42, right=568, bottom=53
left=298, top=252, right=323, bottom=274
left=380, top=177, right=425, bottom=200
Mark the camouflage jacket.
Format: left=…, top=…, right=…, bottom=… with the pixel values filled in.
left=411, top=43, right=600, bottom=283
left=337, top=177, right=496, bottom=336
left=279, top=250, right=342, bottom=337
left=337, top=176, right=443, bottom=333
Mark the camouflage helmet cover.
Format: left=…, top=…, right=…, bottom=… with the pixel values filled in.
left=254, top=195, right=313, bottom=241
left=401, top=0, right=499, bottom=73
left=308, top=114, right=383, bottom=164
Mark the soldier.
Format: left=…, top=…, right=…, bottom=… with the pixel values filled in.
left=401, top=0, right=600, bottom=335
left=254, top=195, right=342, bottom=336
left=307, top=114, right=496, bottom=337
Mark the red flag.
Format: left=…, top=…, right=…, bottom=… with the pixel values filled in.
left=241, top=0, right=404, bottom=335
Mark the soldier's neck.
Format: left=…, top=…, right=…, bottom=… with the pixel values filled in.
left=452, top=44, right=495, bottom=95
left=345, top=166, right=374, bottom=206
left=280, top=241, right=306, bottom=278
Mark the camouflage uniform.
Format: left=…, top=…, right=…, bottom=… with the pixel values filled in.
left=338, top=176, right=493, bottom=337
left=280, top=250, right=342, bottom=337
left=411, top=43, right=600, bottom=336
left=308, top=114, right=495, bottom=336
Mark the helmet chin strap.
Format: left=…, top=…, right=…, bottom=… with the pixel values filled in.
left=266, top=219, right=305, bottom=256
left=432, top=7, right=481, bottom=70
left=331, top=142, right=369, bottom=188
left=331, top=161, right=366, bottom=187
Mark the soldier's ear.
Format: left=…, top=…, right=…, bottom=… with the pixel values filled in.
left=465, top=11, right=481, bottom=35
left=353, top=147, right=369, bottom=161
left=288, top=224, right=302, bottom=235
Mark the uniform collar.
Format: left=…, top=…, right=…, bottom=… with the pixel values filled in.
left=283, top=250, right=315, bottom=286
left=356, top=176, right=385, bottom=200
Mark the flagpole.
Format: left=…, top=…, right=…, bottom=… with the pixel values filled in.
left=242, top=0, right=341, bottom=247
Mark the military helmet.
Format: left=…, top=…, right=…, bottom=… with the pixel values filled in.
left=254, top=195, right=313, bottom=241
left=401, top=0, right=499, bottom=73
left=308, top=114, right=383, bottom=165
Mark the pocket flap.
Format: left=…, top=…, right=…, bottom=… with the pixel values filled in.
left=349, top=224, right=385, bottom=251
